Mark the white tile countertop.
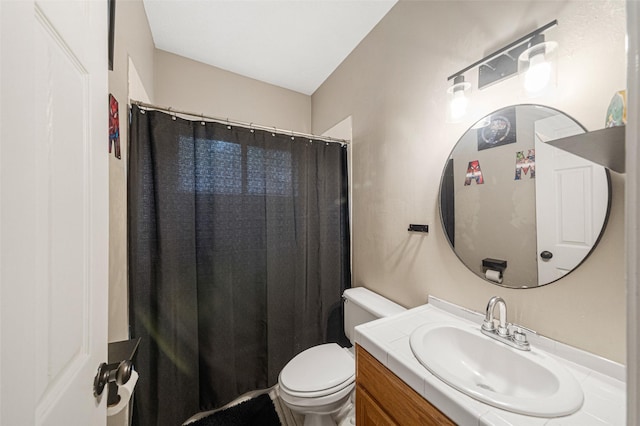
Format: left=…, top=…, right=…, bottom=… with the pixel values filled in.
left=354, top=296, right=626, bottom=426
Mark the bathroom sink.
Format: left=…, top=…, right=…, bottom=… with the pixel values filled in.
left=409, top=322, right=583, bottom=417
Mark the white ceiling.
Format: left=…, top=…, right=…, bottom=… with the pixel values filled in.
left=142, top=0, right=397, bottom=95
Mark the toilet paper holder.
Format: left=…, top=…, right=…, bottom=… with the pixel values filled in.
left=106, top=338, right=141, bottom=407
left=408, top=224, right=429, bottom=233
left=482, top=258, right=507, bottom=277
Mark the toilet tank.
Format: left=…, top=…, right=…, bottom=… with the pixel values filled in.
left=343, top=287, right=406, bottom=343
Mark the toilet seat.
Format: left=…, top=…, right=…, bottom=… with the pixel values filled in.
left=279, top=376, right=354, bottom=399
left=279, top=343, right=355, bottom=398
left=279, top=381, right=355, bottom=410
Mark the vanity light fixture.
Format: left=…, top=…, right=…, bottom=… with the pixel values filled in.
left=518, top=33, right=558, bottom=95
left=447, top=75, right=471, bottom=122
left=446, top=20, right=558, bottom=108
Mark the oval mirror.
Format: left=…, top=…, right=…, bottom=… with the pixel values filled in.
left=439, top=105, right=611, bottom=288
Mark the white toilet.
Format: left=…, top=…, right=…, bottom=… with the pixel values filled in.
left=277, top=287, right=406, bottom=426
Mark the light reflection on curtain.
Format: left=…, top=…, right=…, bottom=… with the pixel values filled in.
left=128, top=106, right=350, bottom=426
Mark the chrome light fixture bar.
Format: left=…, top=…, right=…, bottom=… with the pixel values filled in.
left=447, top=20, right=558, bottom=89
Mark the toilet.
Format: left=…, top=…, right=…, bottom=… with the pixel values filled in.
left=278, top=287, right=406, bottom=426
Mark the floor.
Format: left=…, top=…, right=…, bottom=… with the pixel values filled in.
left=182, top=385, right=357, bottom=426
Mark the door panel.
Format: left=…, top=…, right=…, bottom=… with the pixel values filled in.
left=1, top=1, right=108, bottom=424
left=535, top=116, right=608, bottom=285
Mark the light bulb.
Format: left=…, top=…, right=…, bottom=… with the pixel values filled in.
left=450, top=90, right=468, bottom=121
left=524, top=52, right=551, bottom=93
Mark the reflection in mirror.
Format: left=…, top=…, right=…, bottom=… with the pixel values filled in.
left=439, top=105, right=611, bottom=289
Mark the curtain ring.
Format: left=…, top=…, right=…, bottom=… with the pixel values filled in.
left=201, top=113, right=205, bottom=126
left=249, top=122, right=254, bottom=133
left=291, top=130, right=295, bottom=140
left=226, top=118, right=232, bottom=130
left=272, top=127, right=276, bottom=137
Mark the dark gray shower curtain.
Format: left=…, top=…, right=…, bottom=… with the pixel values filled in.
left=128, top=106, right=350, bottom=426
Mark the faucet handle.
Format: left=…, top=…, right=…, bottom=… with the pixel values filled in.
left=512, top=327, right=527, bottom=342
left=509, top=324, right=538, bottom=336
left=511, top=326, right=531, bottom=350
left=481, top=318, right=496, bottom=332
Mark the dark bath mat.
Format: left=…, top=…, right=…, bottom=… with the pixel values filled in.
left=188, top=394, right=281, bottom=426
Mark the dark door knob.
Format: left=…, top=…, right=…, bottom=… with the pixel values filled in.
left=93, top=360, right=133, bottom=398
left=110, top=360, right=133, bottom=386
left=540, top=250, right=553, bottom=260
left=93, top=363, right=109, bottom=397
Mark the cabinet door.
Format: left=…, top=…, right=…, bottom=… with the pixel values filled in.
left=356, top=385, right=396, bottom=426
left=356, top=345, right=456, bottom=426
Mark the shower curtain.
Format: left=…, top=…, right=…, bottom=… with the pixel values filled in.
left=127, top=106, right=351, bottom=426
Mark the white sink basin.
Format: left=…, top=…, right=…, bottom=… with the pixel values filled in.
left=409, top=322, right=583, bottom=417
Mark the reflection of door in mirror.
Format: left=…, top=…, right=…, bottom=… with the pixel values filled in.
left=534, top=116, right=609, bottom=285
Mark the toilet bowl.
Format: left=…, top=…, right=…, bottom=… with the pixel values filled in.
left=277, top=287, right=405, bottom=426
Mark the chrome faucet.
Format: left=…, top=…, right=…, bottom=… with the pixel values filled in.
left=481, top=296, right=530, bottom=351
left=482, top=296, right=508, bottom=336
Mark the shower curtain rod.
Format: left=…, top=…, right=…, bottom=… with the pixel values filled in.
left=130, top=100, right=350, bottom=145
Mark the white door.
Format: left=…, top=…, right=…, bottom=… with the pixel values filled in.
left=534, top=116, right=608, bottom=285
left=1, top=0, right=108, bottom=425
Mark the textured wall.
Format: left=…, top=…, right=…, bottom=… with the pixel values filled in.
left=108, top=0, right=156, bottom=343
left=312, top=0, right=627, bottom=362
left=154, top=50, right=311, bottom=133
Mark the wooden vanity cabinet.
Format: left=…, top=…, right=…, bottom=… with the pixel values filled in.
left=355, top=345, right=456, bottom=426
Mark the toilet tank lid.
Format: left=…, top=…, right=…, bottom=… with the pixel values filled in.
left=343, top=287, right=406, bottom=318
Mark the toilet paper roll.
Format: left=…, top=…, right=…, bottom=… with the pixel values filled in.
left=485, top=269, right=503, bottom=284
left=107, top=370, right=139, bottom=417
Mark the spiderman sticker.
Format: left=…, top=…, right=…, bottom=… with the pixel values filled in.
left=109, top=94, right=121, bottom=159
left=464, top=160, right=484, bottom=186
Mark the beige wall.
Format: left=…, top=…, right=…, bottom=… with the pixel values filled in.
left=154, top=50, right=311, bottom=133
left=312, top=1, right=627, bottom=362
left=108, top=0, right=156, bottom=343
